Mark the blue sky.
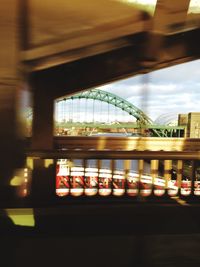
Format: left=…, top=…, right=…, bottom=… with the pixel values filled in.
left=98, top=59, right=200, bottom=122
left=56, top=59, right=200, bottom=124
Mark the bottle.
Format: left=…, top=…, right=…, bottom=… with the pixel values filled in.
left=154, top=176, right=165, bottom=196
left=112, top=170, right=125, bottom=196
left=126, top=172, right=138, bottom=196
left=194, top=180, right=200, bottom=196
left=195, top=171, right=200, bottom=196
left=84, top=167, right=98, bottom=196
left=181, top=179, right=191, bottom=196
left=70, top=166, right=84, bottom=196
left=98, top=169, right=112, bottom=196
left=168, top=179, right=178, bottom=196
left=56, top=159, right=70, bottom=197
left=140, top=174, right=152, bottom=197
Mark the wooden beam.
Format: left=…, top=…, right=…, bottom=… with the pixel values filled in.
left=27, top=150, right=200, bottom=161
left=29, top=28, right=200, bottom=100
left=53, top=136, right=200, bottom=151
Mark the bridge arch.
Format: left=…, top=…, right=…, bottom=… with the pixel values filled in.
left=57, top=88, right=153, bottom=124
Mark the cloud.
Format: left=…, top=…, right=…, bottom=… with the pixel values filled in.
left=97, top=59, right=200, bottom=121
left=56, top=60, right=200, bottom=124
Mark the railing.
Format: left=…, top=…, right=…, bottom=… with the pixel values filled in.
left=21, top=148, right=200, bottom=203
left=54, top=136, right=200, bottom=151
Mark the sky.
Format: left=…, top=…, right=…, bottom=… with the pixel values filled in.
left=56, top=0, right=200, bottom=125
left=102, top=0, right=200, bottom=123
left=56, top=59, right=200, bottom=124
left=97, top=59, right=200, bottom=122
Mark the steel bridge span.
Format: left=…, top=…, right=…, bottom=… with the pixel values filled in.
left=56, top=88, right=185, bottom=137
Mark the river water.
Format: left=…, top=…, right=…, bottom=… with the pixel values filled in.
left=73, top=159, right=151, bottom=174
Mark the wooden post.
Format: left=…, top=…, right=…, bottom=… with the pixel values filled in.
left=191, top=160, right=196, bottom=196
left=124, top=160, right=131, bottom=173
left=138, top=159, right=144, bottom=194
left=164, top=160, right=172, bottom=189
left=31, top=87, right=54, bottom=150
left=30, top=64, right=55, bottom=201
left=151, top=159, right=158, bottom=191
left=177, top=160, right=183, bottom=192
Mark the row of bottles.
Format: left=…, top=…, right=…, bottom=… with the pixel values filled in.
left=56, top=159, right=200, bottom=197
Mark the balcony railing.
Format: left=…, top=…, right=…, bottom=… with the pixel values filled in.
left=20, top=148, right=200, bottom=203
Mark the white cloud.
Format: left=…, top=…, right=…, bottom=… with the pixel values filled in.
left=97, top=60, right=200, bottom=121
left=56, top=60, right=200, bottom=124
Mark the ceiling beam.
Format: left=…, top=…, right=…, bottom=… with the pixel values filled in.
left=29, top=27, right=200, bottom=100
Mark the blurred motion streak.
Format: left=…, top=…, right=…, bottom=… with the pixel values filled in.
left=0, top=1, right=200, bottom=267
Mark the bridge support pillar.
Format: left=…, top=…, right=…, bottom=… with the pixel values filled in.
left=30, top=76, right=55, bottom=200
left=0, top=0, right=26, bottom=184
left=29, top=86, right=55, bottom=200
left=31, top=87, right=54, bottom=150
left=177, top=160, right=183, bottom=190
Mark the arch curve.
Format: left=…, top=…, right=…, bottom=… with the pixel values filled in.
left=57, top=88, right=153, bottom=124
